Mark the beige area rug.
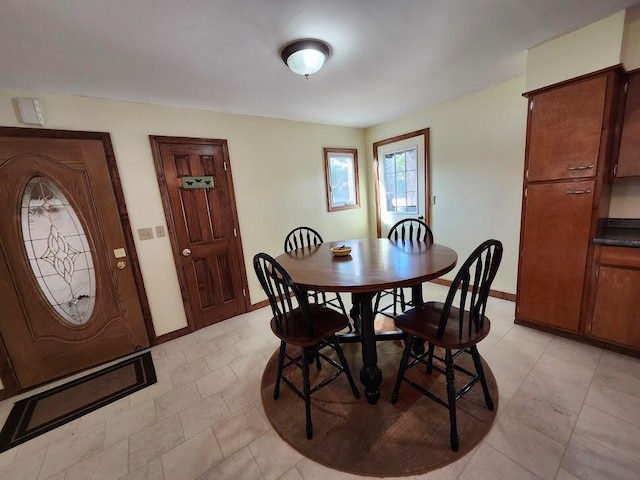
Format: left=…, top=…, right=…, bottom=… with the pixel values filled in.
left=261, top=340, right=498, bottom=477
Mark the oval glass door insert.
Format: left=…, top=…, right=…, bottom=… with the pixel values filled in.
left=21, top=176, right=96, bottom=325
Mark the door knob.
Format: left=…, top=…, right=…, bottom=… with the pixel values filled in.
left=182, top=248, right=192, bottom=257
left=116, top=261, right=127, bottom=270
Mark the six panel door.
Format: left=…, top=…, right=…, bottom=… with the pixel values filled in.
left=153, top=138, right=247, bottom=329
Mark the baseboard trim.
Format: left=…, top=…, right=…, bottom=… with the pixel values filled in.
left=515, top=318, right=640, bottom=358
left=155, top=326, right=192, bottom=345
left=249, top=299, right=270, bottom=311
left=429, top=278, right=516, bottom=302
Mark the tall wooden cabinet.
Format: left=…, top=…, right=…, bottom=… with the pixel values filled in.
left=516, top=68, right=621, bottom=333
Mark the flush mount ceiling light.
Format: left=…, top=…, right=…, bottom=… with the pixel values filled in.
left=281, top=39, right=330, bottom=79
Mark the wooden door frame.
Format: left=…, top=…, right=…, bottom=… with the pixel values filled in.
left=149, top=136, right=251, bottom=334
left=372, top=128, right=430, bottom=238
left=0, top=127, right=155, bottom=400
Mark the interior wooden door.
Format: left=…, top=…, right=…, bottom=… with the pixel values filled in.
left=516, top=180, right=595, bottom=332
left=0, top=131, right=150, bottom=389
left=151, top=137, right=248, bottom=329
left=527, top=76, right=606, bottom=182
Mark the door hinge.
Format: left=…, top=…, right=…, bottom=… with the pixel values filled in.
left=525, top=168, right=529, bottom=180
left=529, top=100, right=534, bottom=111
left=613, top=164, right=618, bottom=177
left=223, top=161, right=228, bottom=172
left=624, top=81, right=629, bottom=93
left=595, top=266, right=599, bottom=278
left=233, top=227, right=237, bottom=237
left=524, top=188, right=527, bottom=198
left=242, top=288, right=246, bottom=297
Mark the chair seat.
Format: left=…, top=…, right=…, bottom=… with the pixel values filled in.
left=271, top=304, right=350, bottom=347
left=395, top=301, right=491, bottom=349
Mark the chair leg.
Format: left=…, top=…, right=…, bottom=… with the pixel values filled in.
left=392, top=289, right=399, bottom=316
left=274, top=341, right=286, bottom=400
left=426, top=343, right=435, bottom=374
left=335, top=293, right=352, bottom=332
left=315, top=350, right=322, bottom=371
left=391, top=335, right=415, bottom=404
left=331, top=336, right=360, bottom=399
left=399, top=288, right=406, bottom=312
left=445, top=349, right=459, bottom=451
left=470, top=345, right=494, bottom=410
left=373, top=292, right=382, bottom=315
left=301, top=348, right=313, bottom=439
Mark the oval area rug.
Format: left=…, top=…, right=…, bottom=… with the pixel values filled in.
left=260, top=340, right=498, bottom=477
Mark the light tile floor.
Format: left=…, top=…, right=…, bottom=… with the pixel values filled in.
left=1, top=282, right=639, bottom=479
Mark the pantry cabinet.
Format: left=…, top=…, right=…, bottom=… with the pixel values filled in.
left=516, top=68, right=620, bottom=334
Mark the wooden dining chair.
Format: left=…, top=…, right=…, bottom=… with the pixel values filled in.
left=374, top=218, right=434, bottom=319
left=390, top=239, right=503, bottom=451
left=283, top=226, right=350, bottom=321
left=253, top=252, right=360, bottom=439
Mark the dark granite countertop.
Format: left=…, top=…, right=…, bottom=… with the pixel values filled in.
left=593, top=219, right=640, bottom=248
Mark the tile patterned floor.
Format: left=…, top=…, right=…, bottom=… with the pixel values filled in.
left=1, top=282, right=639, bottom=479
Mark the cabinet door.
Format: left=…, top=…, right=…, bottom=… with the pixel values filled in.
left=517, top=181, right=594, bottom=331
left=528, top=76, right=606, bottom=182
left=617, top=74, right=640, bottom=177
left=591, top=266, right=640, bottom=348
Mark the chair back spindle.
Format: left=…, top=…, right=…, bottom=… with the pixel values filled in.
left=438, top=240, right=502, bottom=340
left=284, top=226, right=323, bottom=252
left=253, top=253, right=314, bottom=339
left=388, top=219, right=434, bottom=243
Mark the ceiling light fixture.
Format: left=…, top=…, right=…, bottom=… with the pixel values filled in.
left=281, top=39, right=330, bottom=79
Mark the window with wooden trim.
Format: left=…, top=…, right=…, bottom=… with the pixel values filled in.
left=324, top=148, right=360, bottom=211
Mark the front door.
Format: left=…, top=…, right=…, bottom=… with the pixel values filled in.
left=374, top=129, right=430, bottom=238
left=0, top=129, right=151, bottom=389
left=150, top=136, right=248, bottom=329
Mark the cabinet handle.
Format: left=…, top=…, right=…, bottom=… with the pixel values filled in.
left=567, top=164, right=594, bottom=171
left=566, top=190, right=592, bottom=194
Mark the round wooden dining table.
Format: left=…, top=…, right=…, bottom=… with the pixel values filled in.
left=275, top=238, right=457, bottom=404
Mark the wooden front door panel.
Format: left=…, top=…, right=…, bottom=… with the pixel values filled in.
left=517, top=181, right=595, bottom=332
left=528, top=76, right=606, bottom=182
left=0, top=136, right=150, bottom=388
left=154, top=139, right=247, bottom=329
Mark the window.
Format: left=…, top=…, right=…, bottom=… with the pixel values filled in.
left=382, top=147, right=418, bottom=213
left=324, top=148, right=360, bottom=211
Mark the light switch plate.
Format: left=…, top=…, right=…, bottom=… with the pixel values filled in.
left=155, top=225, right=166, bottom=237
left=138, top=227, right=154, bottom=241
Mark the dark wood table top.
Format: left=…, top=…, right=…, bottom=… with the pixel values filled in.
left=275, top=238, right=458, bottom=293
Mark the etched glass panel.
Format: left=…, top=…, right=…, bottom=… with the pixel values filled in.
left=21, top=176, right=96, bottom=325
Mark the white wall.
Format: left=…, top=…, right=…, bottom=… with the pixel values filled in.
left=365, top=77, right=528, bottom=295
left=0, top=89, right=369, bottom=336
left=525, top=11, right=625, bottom=92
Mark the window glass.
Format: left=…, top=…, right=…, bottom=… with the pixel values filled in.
left=21, top=176, right=96, bottom=325
left=324, top=148, right=360, bottom=211
left=382, top=147, right=418, bottom=213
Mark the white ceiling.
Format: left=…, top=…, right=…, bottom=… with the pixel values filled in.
left=1, top=0, right=639, bottom=128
